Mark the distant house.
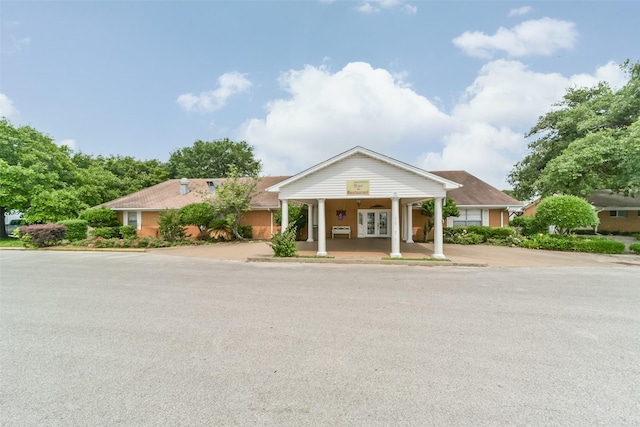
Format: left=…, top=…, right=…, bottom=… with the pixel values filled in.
left=100, top=146, right=523, bottom=258
left=587, top=190, right=640, bottom=233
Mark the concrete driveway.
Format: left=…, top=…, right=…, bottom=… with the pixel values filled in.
left=148, top=239, right=640, bottom=267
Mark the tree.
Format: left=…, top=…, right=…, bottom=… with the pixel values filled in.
left=419, top=198, right=460, bottom=242
left=535, top=195, right=599, bottom=235
left=205, top=165, right=258, bottom=240
left=167, top=139, right=261, bottom=178
left=509, top=60, right=640, bottom=199
left=0, top=119, right=78, bottom=236
left=178, top=202, right=216, bottom=239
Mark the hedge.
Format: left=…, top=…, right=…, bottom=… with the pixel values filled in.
left=520, top=235, right=625, bottom=254
left=630, top=243, right=640, bottom=254
left=58, top=219, right=88, bottom=241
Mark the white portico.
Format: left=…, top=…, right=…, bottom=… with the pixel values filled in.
left=266, top=146, right=462, bottom=259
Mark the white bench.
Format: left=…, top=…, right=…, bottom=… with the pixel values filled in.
left=332, top=226, right=351, bottom=239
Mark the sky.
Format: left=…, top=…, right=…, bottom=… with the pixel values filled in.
left=1, top=1, right=639, bottom=190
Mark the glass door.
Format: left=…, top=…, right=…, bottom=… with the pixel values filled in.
left=357, top=209, right=391, bottom=237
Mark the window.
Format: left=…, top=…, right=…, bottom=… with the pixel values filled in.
left=126, top=211, right=140, bottom=229
left=609, top=210, right=628, bottom=217
left=453, top=209, right=482, bottom=226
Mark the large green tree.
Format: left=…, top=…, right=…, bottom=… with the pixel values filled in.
left=167, top=138, right=261, bottom=178
left=0, top=119, right=79, bottom=235
left=509, top=60, right=640, bottom=199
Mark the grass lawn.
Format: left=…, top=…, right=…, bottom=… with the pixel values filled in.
left=0, top=238, right=23, bottom=247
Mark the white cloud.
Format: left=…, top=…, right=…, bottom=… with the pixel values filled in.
left=0, top=93, right=19, bottom=120
left=508, top=6, right=532, bottom=17
left=57, top=139, right=76, bottom=150
left=420, top=60, right=630, bottom=188
left=238, top=62, right=454, bottom=175
left=452, top=17, right=577, bottom=58
left=356, top=0, right=415, bottom=14
left=238, top=60, right=630, bottom=190
left=176, top=71, right=252, bottom=113
left=569, top=60, right=628, bottom=90
left=452, top=60, right=570, bottom=128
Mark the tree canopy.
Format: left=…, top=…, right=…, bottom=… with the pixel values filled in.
left=167, top=139, right=261, bottom=179
left=509, top=60, right=640, bottom=199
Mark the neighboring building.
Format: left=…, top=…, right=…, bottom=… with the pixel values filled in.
left=430, top=170, right=522, bottom=228
left=100, top=146, right=523, bottom=258
left=587, top=190, right=640, bottom=233
left=100, top=176, right=289, bottom=239
left=521, top=191, right=640, bottom=233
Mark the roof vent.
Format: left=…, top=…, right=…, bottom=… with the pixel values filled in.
left=179, top=178, right=190, bottom=195
left=206, top=180, right=219, bottom=194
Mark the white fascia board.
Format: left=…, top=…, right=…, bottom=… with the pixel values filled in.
left=266, top=146, right=463, bottom=192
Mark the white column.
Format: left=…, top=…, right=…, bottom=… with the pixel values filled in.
left=281, top=199, right=289, bottom=232
left=433, top=197, right=446, bottom=259
left=406, top=203, right=414, bottom=243
left=317, top=199, right=327, bottom=257
left=307, top=204, right=314, bottom=242
left=390, top=193, right=402, bottom=258
left=402, top=204, right=408, bottom=241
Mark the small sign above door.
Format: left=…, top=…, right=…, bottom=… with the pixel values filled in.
left=347, top=180, right=370, bottom=195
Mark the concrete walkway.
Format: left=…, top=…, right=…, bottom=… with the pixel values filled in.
left=148, top=239, right=640, bottom=268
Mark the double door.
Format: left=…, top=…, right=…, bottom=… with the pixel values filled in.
left=357, top=209, right=391, bottom=238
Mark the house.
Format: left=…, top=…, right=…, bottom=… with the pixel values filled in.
left=100, top=146, right=523, bottom=258
left=521, top=191, right=640, bottom=233
left=100, top=176, right=289, bottom=239
left=587, top=190, right=640, bottom=233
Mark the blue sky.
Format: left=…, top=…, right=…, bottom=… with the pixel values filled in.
left=1, top=1, right=638, bottom=189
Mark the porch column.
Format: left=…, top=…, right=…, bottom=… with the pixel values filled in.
left=433, top=196, right=446, bottom=259
left=390, top=193, right=402, bottom=258
left=317, top=199, right=327, bottom=257
left=406, top=203, right=414, bottom=243
left=306, top=204, right=314, bottom=242
left=281, top=199, right=289, bottom=232
left=402, top=204, right=408, bottom=241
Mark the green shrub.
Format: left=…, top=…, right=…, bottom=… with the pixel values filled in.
left=92, top=227, right=120, bottom=239
left=119, top=225, right=137, bottom=239
left=535, top=195, right=599, bottom=235
left=510, top=216, right=548, bottom=236
left=209, top=219, right=233, bottom=241
left=157, top=210, right=188, bottom=242
left=238, top=225, right=253, bottom=239
left=58, top=219, right=88, bottom=241
left=79, top=207, right=120, bottom=228
left=444, top=226, right=516, bottom=244
left=18, top=224, right=67, bottom=248
left=520, top=234, right=624, bottom=254
left=633, top=233, right=640, bottom=241
left=269, top=227, right=298, bottom=257
left=444, top=231, right=484, bottom=245
left=630, top=243, right=640, bottom=254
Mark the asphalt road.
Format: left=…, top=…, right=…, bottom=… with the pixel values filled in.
left=1, top=251, right=639, bottom=426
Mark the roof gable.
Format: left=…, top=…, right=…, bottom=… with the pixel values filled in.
left=267, top=146, right=461, bottom=194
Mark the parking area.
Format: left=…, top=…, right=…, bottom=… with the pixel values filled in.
left=1, top=250, right=639, bottom=425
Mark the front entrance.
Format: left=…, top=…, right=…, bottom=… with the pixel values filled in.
left=357, top=209, right=391, bottom=238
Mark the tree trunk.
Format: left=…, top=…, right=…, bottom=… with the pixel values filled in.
left=0, top=206, right=7, bottom=239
